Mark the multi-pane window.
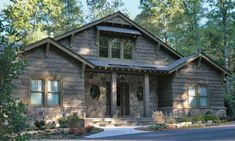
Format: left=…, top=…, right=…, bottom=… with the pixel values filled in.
left=111, top=38, right=121, bottom=58
left=31, top=80, right=43, bottom=105
left=99, top=36, right=109, bottom=58
left=188, top=85, right=208, bottom=107
left=124, top=40, right=134, bottom=59
left=31, top=79, right=61, bottom=106
left=47, top=80, right=60, bottom=106
left=99, top=35, right=134, bottom=59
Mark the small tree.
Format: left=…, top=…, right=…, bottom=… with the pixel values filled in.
left=0, top=14, right=28, bottom=140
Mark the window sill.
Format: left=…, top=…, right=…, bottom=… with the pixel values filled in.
left=30, top=105, right=63, bottom=108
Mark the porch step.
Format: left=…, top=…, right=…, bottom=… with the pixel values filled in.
left=85, top=117, right=154, bottom=127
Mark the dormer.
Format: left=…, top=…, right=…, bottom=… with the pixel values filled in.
left=96, top=25, right=141, bottom=60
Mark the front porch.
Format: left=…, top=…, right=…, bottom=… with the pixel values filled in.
left=84, top=71, right=169, bottom=119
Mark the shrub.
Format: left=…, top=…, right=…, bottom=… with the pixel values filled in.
left=204, top=113, right=220, bottom=122
left=152, top=111, right=165, bottom=124
left=58, top=117, right=68, bottom=128
left=180, top=117, right=191, bottom=122
left=149, top=124, right=161, bottom=131
left=67, top=113, right=81, bottom=129
left=192, top=116, right=205, bottom=122
left=34, top=120, right=46, bottom=129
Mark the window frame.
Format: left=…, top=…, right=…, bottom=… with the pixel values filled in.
left=98, top=34, right=135, bottom=60
left=188, top=84, right=209, bottom=108
left=29, top=76, right=63, bottom=107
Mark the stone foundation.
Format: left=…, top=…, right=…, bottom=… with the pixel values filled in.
left=159, top=107, right=226, bottom=118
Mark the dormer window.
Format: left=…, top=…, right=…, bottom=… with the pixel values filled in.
left=97, top=25, right=140, bottom=59
left=99, top=35, right=135, bottom=59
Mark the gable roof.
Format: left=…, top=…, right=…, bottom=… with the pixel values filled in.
left=167, top=52, right=231, bottom=76
left=20, top=37, right=95, bottom=68
left=54, top=11, right=183, bottom=58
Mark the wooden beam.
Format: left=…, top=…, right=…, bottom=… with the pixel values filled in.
left=81, top=63, right=86, bottom=78
left=197, top=56, right=202, bottom=68
left=111, top=72, right=117, bottom=117
left=69, top=33, right=75, bottom=48
left=45, top=43, right=50, bottom=57
left=144, top=74, right=150, bottom=117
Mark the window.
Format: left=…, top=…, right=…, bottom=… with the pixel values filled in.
left=99, top=36, right=109, bottom=57
left=31, top=80, right=43, bottom=105
left=90, top=85, right=100, bottom=100
left=111, top=38, right=121, bottom=58
left=188, top=85, right=208, bottom=107
left=124, top=40, right=134, bottom=59
left=30, top=78, right=61, bottom=106
left=99, top=35, right=134, bottom=59
left=47, top=80, right=60, bottom=105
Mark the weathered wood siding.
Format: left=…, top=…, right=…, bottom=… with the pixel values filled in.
left=58, top=25, right=178, bottom=65
left=12, top=46, right=85, bottom=122
left=171, top=59, right=225, bottom=117
left=157, top=76, right=173, bottom=108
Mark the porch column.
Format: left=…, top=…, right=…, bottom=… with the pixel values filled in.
left=111, top=72, right=117, bottom=117
left=144, top=74, right=150, bottom=117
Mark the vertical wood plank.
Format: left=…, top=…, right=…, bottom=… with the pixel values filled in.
left=144, top=74, right=150, bottom=117
left=111, top=72, right=117, bottom=117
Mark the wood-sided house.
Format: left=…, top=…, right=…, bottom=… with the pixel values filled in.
left=14, top=12, right=231, bottom=125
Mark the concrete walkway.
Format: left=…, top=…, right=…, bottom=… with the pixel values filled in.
left=85, top=126, right=151, bottom=138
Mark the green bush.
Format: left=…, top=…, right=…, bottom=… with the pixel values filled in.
left=58, top=117, right=68, bottom=128
left=149, top=124, right=161, bottom=131
left=225, top=94, right=235, bottom=117
left=204, top=113, right=220, bottom=122
left=34, top=120, right=46, bottom=129
left=192, top=116, right=205, bottom=122
left=180, top=117, right=191, bottom=122
left=58, top=113, right=81, bottom=129
left=67, top=113, right=81, bottom=129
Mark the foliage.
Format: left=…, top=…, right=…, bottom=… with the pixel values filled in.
left=192, top=116, right=205, bottom=122
left=0, top=15, right=28, bottom=140
left=225, top=92, right=235, bottom=117
left=152, top=111, right=165, bottom=124
left=204, top=113, right=220, bottom=122
left=34, top=120, right=46, bottom=130
left=149, top=124, right=161, bottom=131
left=58, top=113, right=81, bottom=129
left=180, top=117, right=191, bottom=122
left=86, top=0, right=128, bottom=22
left=67, top=113, right=81, bottom=129
left=58, top=116, right=68, bottom=128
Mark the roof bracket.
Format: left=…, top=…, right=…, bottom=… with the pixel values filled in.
left=197, top=56, right=202, bottom=68
left=69, top=33, right=75, bottom=48
left=45, top=43, right=50, bottom=57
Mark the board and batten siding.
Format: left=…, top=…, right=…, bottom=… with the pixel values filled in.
left=12, top=46, right=86, bottom=122
left=58, top=26, right=178, bottom=66
left=171, top=59, right=226, bottom=117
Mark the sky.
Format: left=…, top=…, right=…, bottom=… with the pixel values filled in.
left=0, top=0, right=141, bottom=19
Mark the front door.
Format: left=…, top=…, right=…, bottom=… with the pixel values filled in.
left=117, top=82, right=130, bottom=116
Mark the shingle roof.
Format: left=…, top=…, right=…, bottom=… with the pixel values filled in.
left=88, top=53, right=231, bottom=76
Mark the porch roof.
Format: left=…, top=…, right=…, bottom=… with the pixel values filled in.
left=88, top=59, right=169, bottom=72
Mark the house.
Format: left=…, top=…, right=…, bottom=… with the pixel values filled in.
left=14, top=12, right=231, bottom=125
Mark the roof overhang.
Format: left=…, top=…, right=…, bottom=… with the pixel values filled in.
left=96, top=26, right=141, bottom=36
left=168, top=53, right=232, bottom=76
left=54, top=12, right=183, bottom=58
left=20, top=38, right=95, bottom=69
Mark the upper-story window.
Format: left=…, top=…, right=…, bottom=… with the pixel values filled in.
left=99, top=35, right=135, bottom=59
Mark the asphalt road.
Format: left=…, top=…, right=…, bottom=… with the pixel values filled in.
left=91, top=123, right=235, bottom=141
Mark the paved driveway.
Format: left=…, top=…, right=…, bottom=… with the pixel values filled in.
left=91, top=123, right=235, bottom=141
